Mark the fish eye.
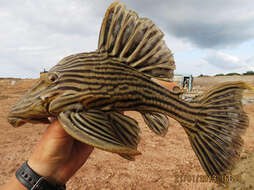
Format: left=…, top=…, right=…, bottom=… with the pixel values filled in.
left=48, top=72, right=59, bottom=83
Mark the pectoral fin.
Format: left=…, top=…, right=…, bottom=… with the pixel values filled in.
left=118, top=153, right=136, bottom=161
left=58, top=110, right=141, bottom=156
left=141, top=112, right=169, bottom=136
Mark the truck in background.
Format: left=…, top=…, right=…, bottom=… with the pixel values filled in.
left=153, top=74, right=193, bottom=93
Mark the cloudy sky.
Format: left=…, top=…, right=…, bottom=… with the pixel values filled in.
left=1, top=0, right=254, bottom=78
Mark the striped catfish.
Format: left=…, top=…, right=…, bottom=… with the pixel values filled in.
left=8, top=2, right=251, bottom=182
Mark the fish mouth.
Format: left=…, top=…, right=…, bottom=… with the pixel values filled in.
left=8, top=117, right=51, bottom=128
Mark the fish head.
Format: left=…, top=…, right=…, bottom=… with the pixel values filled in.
left=8, top=71, right=64, bottom=127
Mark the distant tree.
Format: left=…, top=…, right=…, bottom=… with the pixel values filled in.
left=198, top=74, right=209, bottom=77
left=243, top=71, right=254, bottom=75
left=215, top=73, right=224, bottom=76
left=226, top=72, right=240, bottom=76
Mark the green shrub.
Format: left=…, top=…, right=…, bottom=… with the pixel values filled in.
left=225, top=72, right=240, bottom=76
left=215, top=73, right=224, bottom=76
left=243, top=71, right=254, bottom=75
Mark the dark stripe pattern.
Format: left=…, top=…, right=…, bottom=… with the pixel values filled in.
left=48, top=52, right=201, bottom=130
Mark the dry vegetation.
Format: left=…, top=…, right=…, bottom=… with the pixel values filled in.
left=0, top=76, right=253, bottom=190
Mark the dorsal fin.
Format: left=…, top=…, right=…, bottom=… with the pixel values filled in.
left=98, top=1, right=175, bottom=81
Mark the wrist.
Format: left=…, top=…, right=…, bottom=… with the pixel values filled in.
left=27, top=159, right=66, bottom=185
left=15, top=161, right=66, bottom=190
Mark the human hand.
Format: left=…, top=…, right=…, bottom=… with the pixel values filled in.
left=27, top=120, right=94, bottom=184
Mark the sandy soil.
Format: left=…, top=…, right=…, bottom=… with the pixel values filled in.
left=0, top=76, right=253, bottom=190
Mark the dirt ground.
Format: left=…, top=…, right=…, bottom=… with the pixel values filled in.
left=0, top=76, right=253, bottom=190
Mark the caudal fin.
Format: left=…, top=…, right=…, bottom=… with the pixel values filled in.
left=182, top=81, right=251, bottom=183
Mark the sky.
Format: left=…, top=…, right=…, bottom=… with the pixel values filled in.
left=1, top=0, right=254, bottom=78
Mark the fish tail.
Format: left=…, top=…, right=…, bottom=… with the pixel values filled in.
left=98, top=1, right=175, bottom=81
left=180, top=81, right=251, bottom=183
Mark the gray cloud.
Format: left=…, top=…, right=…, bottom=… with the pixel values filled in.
left=203, top=50, right=254, bottom=75
left=204, top=51, right=243, bottom=69
left=246, top=56, right=254, bottom=64
left=167, top=20, right=254, bottom=48
left=0, top=0, right=104, bottom=78
left=121, top=0, right=254, bottom=48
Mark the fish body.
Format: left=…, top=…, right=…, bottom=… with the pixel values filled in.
left=8, top=2, right=250, bottom=183
left=47, top=54, right=194, bottom=116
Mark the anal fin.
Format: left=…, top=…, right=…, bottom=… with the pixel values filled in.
left=141, top=112, right=169, bottom=136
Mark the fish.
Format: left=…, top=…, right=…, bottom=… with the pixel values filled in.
left=8, top=1, right=251, bottom=183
